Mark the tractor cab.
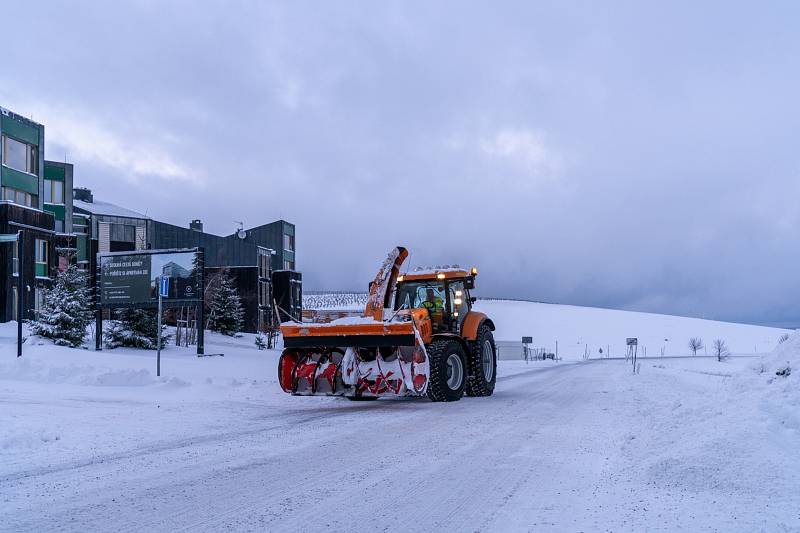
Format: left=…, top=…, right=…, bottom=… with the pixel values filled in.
left=394, top=267, right=477, bottom=334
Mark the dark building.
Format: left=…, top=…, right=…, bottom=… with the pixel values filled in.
left=72, top=190, right=296, bottom=333
left=232, top=220, right=296, bottom=271
left=73, top=190, right=149, bottom=253
left=0, top=203, right=56, bottom=322
left=148, top=218, right=295, bottom=272
left=0, top=108, right=58, bottom=323
left=149, top=218, right=294, bottom=332
left=272, top=270, right=302, bottom=323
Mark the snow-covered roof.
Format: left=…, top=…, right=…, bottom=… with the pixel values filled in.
left=73, top=199, right=148, bottom=219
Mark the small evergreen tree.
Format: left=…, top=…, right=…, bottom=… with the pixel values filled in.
left=255, top=332, right=267, bottom=350
left=31, top=265, right=93, bottom=347
left=105, top=308, right=169, bottom=349
left=207, top=269, right=244, bottom=336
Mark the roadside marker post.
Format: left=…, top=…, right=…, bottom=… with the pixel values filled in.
left=1, top=232, right=23, bottom=357
left=157, top=276, right=169, bottom=376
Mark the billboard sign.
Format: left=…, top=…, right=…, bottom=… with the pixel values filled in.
left=99, top=249, right=201, bottom=306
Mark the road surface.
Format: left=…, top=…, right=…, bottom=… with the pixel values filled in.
left=1, top=359, right=796, bottom=532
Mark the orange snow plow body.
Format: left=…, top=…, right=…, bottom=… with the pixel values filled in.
left=278, top=246, right=497, bottom=402
left=281, top=307, right=433, bottom=349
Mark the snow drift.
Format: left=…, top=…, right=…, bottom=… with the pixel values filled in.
left=742, top=331, right=800, bottom=432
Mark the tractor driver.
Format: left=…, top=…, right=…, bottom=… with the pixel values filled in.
left=422, top=288, right=443, bottom=314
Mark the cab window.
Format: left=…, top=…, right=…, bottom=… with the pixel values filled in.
left=448, top=281, right=469, bottom=327
left=395, top=281, right=446, bottom=311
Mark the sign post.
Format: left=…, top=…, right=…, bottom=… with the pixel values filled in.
left=17, top=231, right=23, bottom=357
left=521, top=336, right=533, bottom=362
left=626, top=337, right=638, bottom=373
left=1, top=232, right=23, bottom=357
left=157, top=276, right=169, bottom=377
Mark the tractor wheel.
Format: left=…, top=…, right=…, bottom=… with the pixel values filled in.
left=426, top=339, right=467, bottom=402
left=466, top=325, right=497, bottom=397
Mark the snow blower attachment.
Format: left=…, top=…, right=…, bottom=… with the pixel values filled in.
left=278, top=247, right=497, bottom=402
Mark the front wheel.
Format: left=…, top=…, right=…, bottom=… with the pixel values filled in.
left=426, top=339, right=467, bottom=402
left=466, top=325, right=497, bottom=397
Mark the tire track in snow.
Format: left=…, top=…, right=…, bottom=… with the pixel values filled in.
left=2, top=362, right=597, bottom=532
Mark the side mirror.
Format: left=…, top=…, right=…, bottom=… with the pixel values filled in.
left=470, top=297, right=477, bottom=304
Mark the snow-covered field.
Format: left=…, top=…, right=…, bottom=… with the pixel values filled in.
left=1, top=306, right=798, bottom=532
left=478, top=299, right=788, bottom=359
left=306, top=293, right=788, bottom=358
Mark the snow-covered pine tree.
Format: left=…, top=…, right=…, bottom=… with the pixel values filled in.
left=207, top=269, right=244, bottom=336
left=104, top=308, right=170, bottom=349
left=255, top=332, right=267, bottom=350
left=31, top=265, right=93, bottom=347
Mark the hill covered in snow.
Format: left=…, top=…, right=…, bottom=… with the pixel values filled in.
left=474, top=299, right=789, bottom=358
left=304, top=292, right=790, bottom=358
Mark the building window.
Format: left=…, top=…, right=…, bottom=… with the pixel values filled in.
left=283, top=233, right=295, bottom=252
left=73, top=217, right=88, bottom=234
left=283, top=260, right=294, bottom=270
left=2, top=186, right=36, bottom=207
left=11, top=242, right=19, bottom=276
left=258, top=251, right=270, bottom=279
left=111, top=223, right=136, bottom=242
left=43, top=179, right=64, bottom=204
left=11, top=287, right=17, bottom=321
left=2, top=135, right=38, bottom=175
left=259, top=280, right=269, bottom=307
left=54, top=219, right=64, bottom=233
left=36, top=239, right=48, bottom=265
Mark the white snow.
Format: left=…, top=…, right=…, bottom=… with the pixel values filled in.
left=304, top=292, right=368, bottom=310
left=474, top=299, right=788, bottom=357
left=0, top=305, right=798, bottom=532
left=304, top=293, right=790, bottom=358
left=72, top=198, right=149, bottom=219
left=309, top=315, right=383, bottom=326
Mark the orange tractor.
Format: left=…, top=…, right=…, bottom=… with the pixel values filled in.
left=278, top=247, right=497, bottom=401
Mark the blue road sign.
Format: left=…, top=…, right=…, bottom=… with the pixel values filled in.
left=159, top=276, right=170, bottom=297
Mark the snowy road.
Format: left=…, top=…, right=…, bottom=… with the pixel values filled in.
left=2, top=357, right=797, bottom=532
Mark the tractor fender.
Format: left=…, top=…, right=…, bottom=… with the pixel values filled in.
left=430, top=333, right=471, bottom=360
left=461, top=311, right=495, bottom=341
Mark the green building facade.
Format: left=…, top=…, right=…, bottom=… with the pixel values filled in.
left=0, top=107, right=57, bottom=322
left=1, top=107, right=45, bottom=209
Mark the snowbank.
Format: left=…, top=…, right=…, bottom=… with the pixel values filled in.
left=751, top=331, right=799, bottom=379
left=739, top=331, right=800, bottom=432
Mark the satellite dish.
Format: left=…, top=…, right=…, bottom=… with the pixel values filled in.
left=235, top=221, right=247, bottom=240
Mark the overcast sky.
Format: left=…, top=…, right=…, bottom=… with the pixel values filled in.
left=2, top=1, right=799, bottom=326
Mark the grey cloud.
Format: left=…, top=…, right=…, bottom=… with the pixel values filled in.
left=1, top=1, right=798, bottom=326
